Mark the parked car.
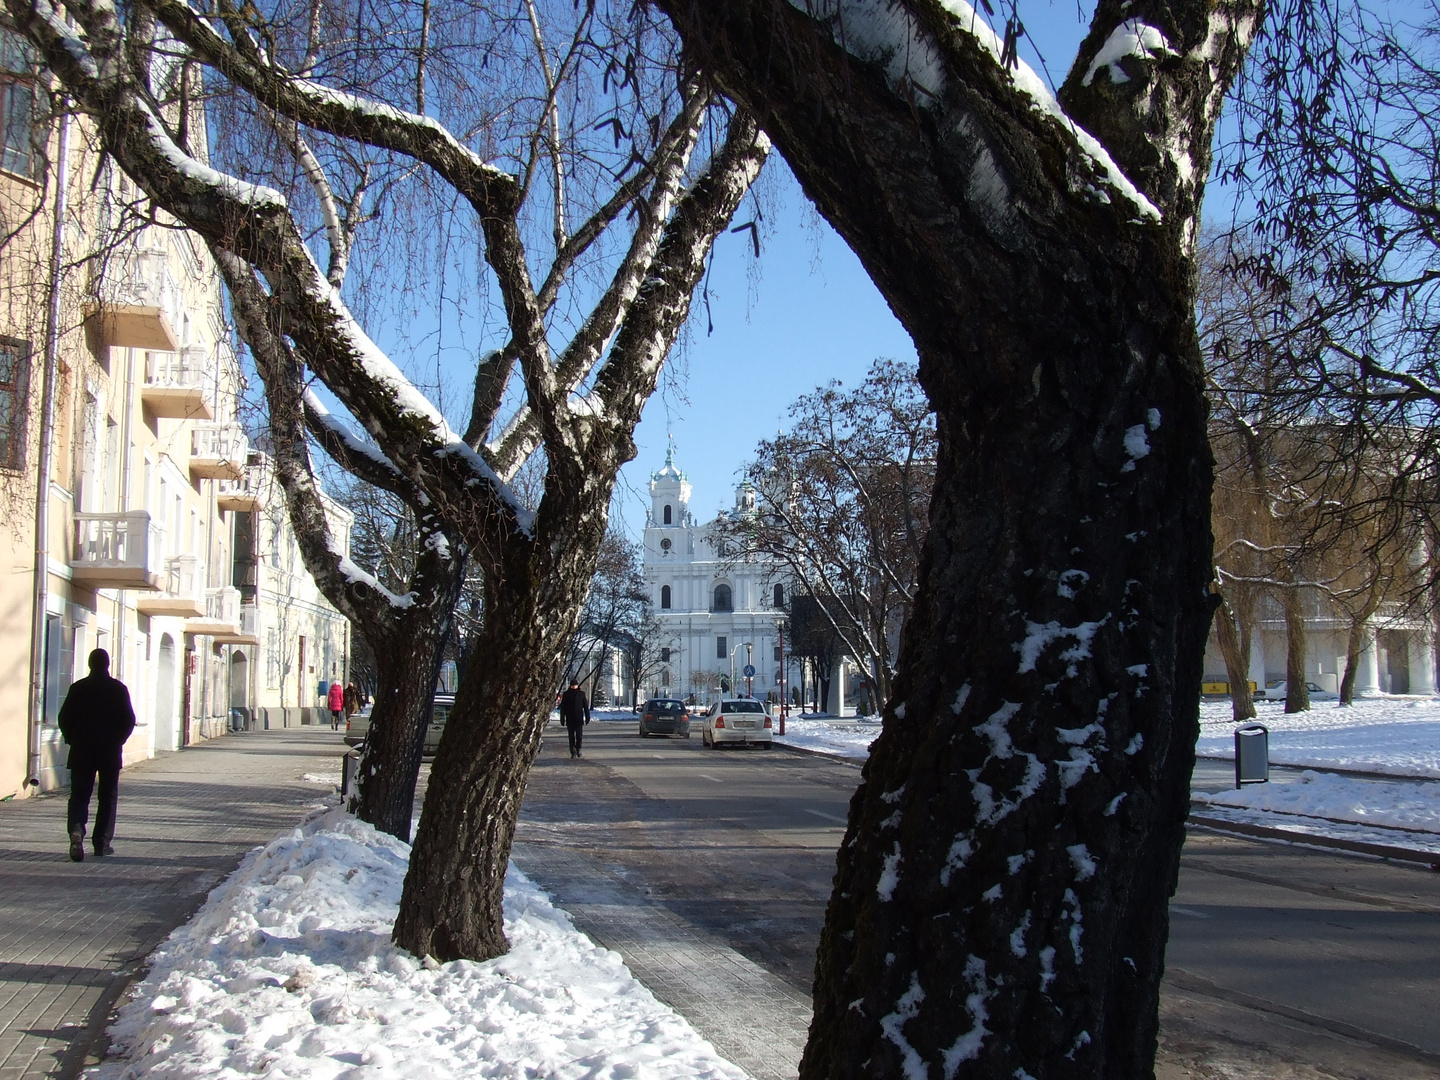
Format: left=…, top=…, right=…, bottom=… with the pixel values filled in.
left=1255, top=680, right=1339, bottom=702
left=638, top=698, right=691, bottom=738
left=701, top=698, right=773, bottom=748
left=344, top=694, right=456, bottom=757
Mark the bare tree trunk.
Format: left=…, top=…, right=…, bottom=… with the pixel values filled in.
left=1213, top=591, right=1257, bottom=722
left=651, top=0, right=1254, bottom=1075
left=394, top=508, right=603, bottom=959
left=1283, top=585, right=1311, bottom=713
left=352, top=584, right=458, bottom=839
left=1338, top=621, right=1364, bottom=705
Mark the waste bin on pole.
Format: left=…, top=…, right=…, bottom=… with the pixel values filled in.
left=1234, top=723, right=1269, bottom=788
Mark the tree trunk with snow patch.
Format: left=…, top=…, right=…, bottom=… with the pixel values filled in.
left=652, top=0, right=1258, bottom=1075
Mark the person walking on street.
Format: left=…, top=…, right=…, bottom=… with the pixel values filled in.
left=343, top=682, right=359, bottom=718
left=58, top=648, right=136, bottom=861
left=559, top=680, right=590, bottom=758
left=328, top=681, right=346, bottom=730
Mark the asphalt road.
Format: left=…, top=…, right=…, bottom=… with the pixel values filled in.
left=516, top=720, right=1440, bottom=1079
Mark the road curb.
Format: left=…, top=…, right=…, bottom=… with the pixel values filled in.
left=1188, top=813, right=1440, bottom=869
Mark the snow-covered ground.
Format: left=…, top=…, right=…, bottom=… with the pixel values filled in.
left=92, top=808, right=747, bottom=1080
left=1192, top=769, right=1440, bottom=836
left=772, top=716, right=882, bottom=760
left=1196, top=696, right=1440, bottom=778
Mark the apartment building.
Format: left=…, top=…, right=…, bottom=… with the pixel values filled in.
left=0, top=29, right=351, bottom=798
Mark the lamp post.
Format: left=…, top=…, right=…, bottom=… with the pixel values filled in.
left=729, top=640, right=753, bottom=698
left=776, top=618, right=787, bottom=735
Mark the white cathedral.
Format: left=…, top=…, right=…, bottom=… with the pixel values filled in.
left=640, top=448, right=811, bottom=707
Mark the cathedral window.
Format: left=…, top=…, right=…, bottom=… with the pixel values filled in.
left=773, top=583, right=785, bottom=607
left=713, top=583, right=732, bottom=611
left=663, top=503, right=672, bottom=525
left=660, top=585, right=671, bottom=609
left=716, top=635, right=727, bottom=659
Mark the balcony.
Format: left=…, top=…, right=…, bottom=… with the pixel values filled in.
left=190, top=422, right=248, bottom=482
left=187, top=586, right=244, bottom=638
left=141, top=346, right=215, bottom=420
left=70, top=511, right=163, bottom=591
left=212, top=601, right=260, bottom=646
left=135, top=555, right=205, bottom=617
left=86, top=249, right=183, bottom=351
left=216, top=459, right=267, bottom=513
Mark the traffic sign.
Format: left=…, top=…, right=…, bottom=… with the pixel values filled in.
left=743, top=664, right=756, bottom=677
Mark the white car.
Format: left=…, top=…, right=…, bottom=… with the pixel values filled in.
left=1256, top=680, right=1340, bottom=702
left=701, top=698, right=773, bottom=748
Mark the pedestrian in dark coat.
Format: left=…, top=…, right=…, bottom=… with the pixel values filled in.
left=58, top=649, right=136, bottom=861
left=559, top=681, right=590, bottom=758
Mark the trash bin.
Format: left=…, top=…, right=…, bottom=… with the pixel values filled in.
left=1234, top=723, right=1269, bottom=788
left=341, top=750, right=361, bottom=804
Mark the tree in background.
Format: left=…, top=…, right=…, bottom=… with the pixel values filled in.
left=563, top=528, right=648, bottom=700
left=717, top=358, right=933, bottom=708
left=652, top=0, right=1256, bottom=1074
left=786, top=592, right=841, bottom=715
left=11, top=0, right=769, bottom=963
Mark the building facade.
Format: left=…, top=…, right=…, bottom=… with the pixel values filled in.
left=0, top=33, right=350, bottom=797
left=641, top=449, right=811, bottom=708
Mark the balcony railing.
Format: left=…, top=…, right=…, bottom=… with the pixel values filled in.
left=216, top=459, right=267, bottom=513
left=187, top=585, right=244, bottom=638
left=136, top=555, right=206, bottom=617
left=141, top=346, right=216, bottom=420
left=70, top=511, right=163, bottom=590
left=87, top=248, right=183, bottom=351
left=190, top=422, right=248, bottom=482
left=213, top=601, right=260, bottom=646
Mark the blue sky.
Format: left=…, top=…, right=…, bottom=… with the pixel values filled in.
left=611, top=168, right=917, bottom=537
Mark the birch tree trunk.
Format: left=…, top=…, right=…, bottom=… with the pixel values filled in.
left=651, top=0, right=1259, bottom=1075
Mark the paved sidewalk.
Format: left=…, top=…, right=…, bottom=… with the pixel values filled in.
left=0, top=729, right=347, bottom=1080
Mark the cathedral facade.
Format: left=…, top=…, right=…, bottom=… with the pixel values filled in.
left=640, top=449, right=804, bottom=706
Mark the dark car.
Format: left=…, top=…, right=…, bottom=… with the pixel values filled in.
left=637, top=698, right=691, bottom=738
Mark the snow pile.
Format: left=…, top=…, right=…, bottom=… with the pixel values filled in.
left=1194, top=770, right=1440, bottom=834
left=773, top=716, right=882, bottom=760
left=93, top=807, right=748, bottom=1080
left=1196, top=698, right=1440, bottom=778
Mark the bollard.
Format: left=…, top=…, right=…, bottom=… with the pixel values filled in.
left=1234, top=723, right=1269, bottom=788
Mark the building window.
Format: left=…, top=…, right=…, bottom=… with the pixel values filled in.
left=660, top=584, right=671, bottom=609
left=663, top=503, right=672, bottom=525
left=773, top=583, right=785, bottom=607
left=0, top=337, right=28, bottom=468
left=716, top=635, right=727, bottom=659
left=0, top=29, right=35, bottom=178
left=660, top=647, right=671, bottom=662
left=713, top=583, right=732, bottom=611
left=774, top=644, right=782, bottom=662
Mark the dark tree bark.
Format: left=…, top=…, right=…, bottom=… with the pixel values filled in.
left=1212, top=589, right=1257, bottom=721
left=1282, top=584, right=1311, bottom=713
left=652, top=0, right=1258, bottom=1076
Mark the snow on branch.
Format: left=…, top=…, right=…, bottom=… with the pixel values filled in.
left=790, top=0, right=1161, bottom=221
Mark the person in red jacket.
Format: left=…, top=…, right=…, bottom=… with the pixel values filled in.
left=328, top=680, right=345, bottom=730
left=58, top=649, right=136, bottom=861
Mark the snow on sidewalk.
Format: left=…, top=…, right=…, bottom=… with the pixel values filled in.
left=1192, top=769, right=1440, bottom=844
left=771, top=716, right=882, bottom=760
left=91, top=807, right=748, bottom=1080
left=1197, top=697, right=1440, bottom=778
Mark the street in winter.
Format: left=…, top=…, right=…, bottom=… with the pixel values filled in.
left=3, top=699, right=1439, bottom=1079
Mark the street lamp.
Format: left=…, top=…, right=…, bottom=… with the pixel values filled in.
left=775, top=617, right=788, bottom=735
left=729, top=640, right=753, bottom=698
